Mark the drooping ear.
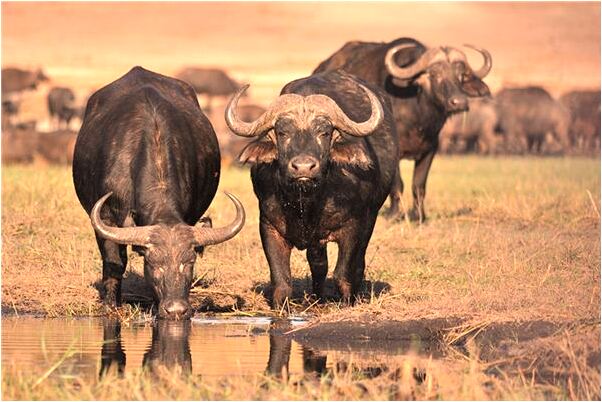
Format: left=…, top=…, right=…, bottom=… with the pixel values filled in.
left=194, top=217, right=213, bottom=255
left=238, top=138, right=277, bottom=164
left=330, top=131, right=373, bottom=170
left=461, top=75, right=490, bottom=97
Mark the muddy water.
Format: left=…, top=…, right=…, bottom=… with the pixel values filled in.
left=2, top=316, right=439, bottom=381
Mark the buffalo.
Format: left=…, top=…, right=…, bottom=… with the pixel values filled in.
left=560, top=90, right=601, bottom=155
left=314, top=37, right=492, bottom=222
left=1, top=97, right=20, bottom=129
left=440, top=98, right=500, bottom=154
left=226, top=71, right=398, bottom=306
left=1, top=67, right=48, bottom=94
left=495, top=87, right=570, bottom=154
left=73, top=66, right=245, bottom=320
left=47, top=87, right=80, bottom=129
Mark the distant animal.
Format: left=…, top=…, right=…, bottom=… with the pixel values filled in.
left=440, top=98, right=499, bottom=154
left=1, top=68, right=48, bottom=94
left=73, top=66, right=245, bottom=320
left=47, top=87, right=80, bottom=129
left=226, top=71, right=398, bottom=307
left=1, top=97, right=20, bottom=129
left=560, top=90, right=601, bottom=154
left=222, top=104, right=267, bottom=165
left=36, top=130, right=78, bottom=165
left=495, top=87, right=570, bottom=154
left=175, top=67, right=240, bottom=114
left=1, top=126, right=38, bottom=164
left=314, top=37, right=492, bottom=222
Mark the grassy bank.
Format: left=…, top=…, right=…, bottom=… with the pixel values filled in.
left=2, top=156, right=599, bottom=322
left=2, top=156, right=600, bottom=400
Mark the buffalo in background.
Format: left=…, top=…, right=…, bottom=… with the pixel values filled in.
left=207, top=103, right=267, bottom=166
left=495, top=86, right=570, bottom=154
left=314, top=37, right=493, bottom=222
left=1, top=67, right=48, bottom=94
left=560, top=90, right=601, bottom=155
left=175, top=67, right=241, bottom=114
left=1, top=127, right=77, bottom=165
left=440, top=98, right=500, bottom=154
left=1, top=68, right=49, bottom=130
left=47, top=86, right=82, bottom=129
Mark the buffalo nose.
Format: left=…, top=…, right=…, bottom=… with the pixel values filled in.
left=161, top=300, right=191, bottom=320
left=449, top=96, right=469, bottom=111
left=289, top=156, right=319, bottom=178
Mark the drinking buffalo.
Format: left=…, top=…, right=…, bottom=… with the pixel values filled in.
left=226, top=71, right=398, bottom=306
left=73, top=66, right=245, bottom=320
left=314, top=37, right=492, bottom=222
left=495, top=87, right=570, bottom=154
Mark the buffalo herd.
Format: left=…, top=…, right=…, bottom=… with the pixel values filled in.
left=2, top=37, right=600, bottom=318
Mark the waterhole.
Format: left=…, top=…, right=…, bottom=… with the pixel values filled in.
left=1, top=316, right=442, bottom=382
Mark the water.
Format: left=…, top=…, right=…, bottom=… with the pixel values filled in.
left=2, top=316, right=439, bottom=381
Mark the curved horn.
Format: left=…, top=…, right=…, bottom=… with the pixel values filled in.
left=308, top=83, right=383, bottom=137
left=193, top=192, right=245, bottom=246
left=225, top=85, right=273, bottom=137
left=463, top=44, right=492, bottom=79
left=385, top=44, right=442, bottom=81
left=90, top=192, right=156, bottom=246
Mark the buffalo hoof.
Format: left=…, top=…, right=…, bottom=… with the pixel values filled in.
left=272, top=285, right=292, bottom=310
left=406, top=208, right=426, bottom=224
left=335, top=279, right=353, bottom=304
left=383, top=206, right=401, bottom=220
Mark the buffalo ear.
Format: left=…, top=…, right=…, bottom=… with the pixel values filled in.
left=194, top=217, right=212, bottom=255
left=238, top=139, right=277, bottom=164
left=330, top=132, right=373, bottom=170
left=462, top=76, right=490, bottom=97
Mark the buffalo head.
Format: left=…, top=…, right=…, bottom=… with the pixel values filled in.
left=385, top=43, right=492, bottom=114
left=225, top=83, right=383, bottom=187
left=90, top=192, right=245, bottom=320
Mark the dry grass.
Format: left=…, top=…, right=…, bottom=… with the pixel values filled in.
left=1, top=156, right=600, bottom=400
left=2, top=156, right=600, bottom=322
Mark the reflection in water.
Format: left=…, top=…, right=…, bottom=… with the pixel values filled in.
left=143, top=320, right=192, bottom=376
left=99, top=320, right=126, bottom=378
left=266, top=334, right=327, bottom=379
left=100, top=319, right=192, bottom=378
left=93, top=317, right=433, bottom=384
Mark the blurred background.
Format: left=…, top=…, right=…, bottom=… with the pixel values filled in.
left=1, top=1, right=600, bottom=163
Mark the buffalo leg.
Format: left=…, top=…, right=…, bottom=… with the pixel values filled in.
left=409, top=149, right=436, bottom=223
left=260, top=220, right=292, bottom=308
left=96, top=236, right=127, bottom=307
left=351, top=212, right=378, bottom=298
left=306, top=245, right=328, bottom=300
left=384, top=164, right=403, bottom=219
left=333, top=228, right=362, bottom=303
